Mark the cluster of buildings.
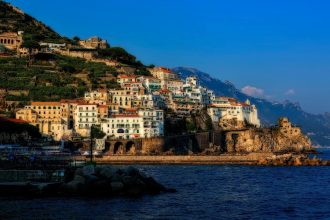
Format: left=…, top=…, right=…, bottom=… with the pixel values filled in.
left=3, top=30, right=260, bottom=140
left=0, top=31, right=108, bottom=58
left=15, top=65, right=261, bottom=141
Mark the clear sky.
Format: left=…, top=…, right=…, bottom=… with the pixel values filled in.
left=6, top=0, right=330, bottom=114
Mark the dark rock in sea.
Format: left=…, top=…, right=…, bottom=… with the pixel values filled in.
left=58, top=165, right=175, bottom=197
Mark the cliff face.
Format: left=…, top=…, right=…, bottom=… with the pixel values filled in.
left=224, top=118, right=312, bottom=153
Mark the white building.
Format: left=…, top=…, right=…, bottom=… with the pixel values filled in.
left=136, top=76, right=162, bottom=93
left=138, top=109, right=164, bottom=138
left=75, top=103, right=98, bottom=136
left=182, top=76, right=214, bottom=105
left=101, top=113, right=144, bottom=140
left=207, top=97, right=260, bottom=127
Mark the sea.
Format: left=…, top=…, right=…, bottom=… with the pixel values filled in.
left=1, top=149, right=330, bottom=220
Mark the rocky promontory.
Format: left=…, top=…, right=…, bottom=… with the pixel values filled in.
left=61, top=165, right=176, bottom=196
left=0, top=165, right=176, bottom=197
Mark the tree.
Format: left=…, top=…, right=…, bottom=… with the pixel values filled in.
left=97, top=47, right=137, bottom=65
left=91, top=125, right=106, bottom=139
left=89, top=125, right=106, bottom=163
left=21, top=40, right=40, bottom=66
left=72, top=36, right=81, bottom=45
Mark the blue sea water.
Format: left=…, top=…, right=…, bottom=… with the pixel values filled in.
left=1, top=149, right=330, bottom=220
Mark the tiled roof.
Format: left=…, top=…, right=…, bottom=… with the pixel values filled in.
left=31, top=102, right=61, bottom=106
left=0, top=118, right=27, bottom=124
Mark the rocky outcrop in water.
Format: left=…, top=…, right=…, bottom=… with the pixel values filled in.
left=257, top=154, right=330, bottom=166
left=60, top=165, right=176, bottom=196
left=0, top=165, right=176, bottom=197
left=224, top=118, right=312, bottom=153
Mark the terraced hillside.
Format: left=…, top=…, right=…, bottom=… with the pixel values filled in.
left=0, top=54, right=120, bottom=103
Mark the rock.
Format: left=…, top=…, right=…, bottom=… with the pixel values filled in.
left=111, top=173, right=122, bottom=182
left=93, top=180, right=111, bottom=194
left=94, top=166, right=102, bottom=175
left=73, top=174, right=85, bottom=183
left=293, top=157, right=303, bottom=166
left=144, top=177, right=166, bottom=194
left=60, top=165, right=175, bottom=197
left=84, top=174, right=99, bottom=186
left=111, top=181, right=124, bottom=193
left=99, top=166, right=114, bottom=179
left=257, top=158, right=267, bottom=166
left=65, top=180, right=84, bottom=193
left=74, top=168, right=84, bottom=177
left=122, top=175, right=137, bottom=187
left=125, top=166, right=139, bottom=177
left=137, top=171, right=149, bottom=180
left=82, top=165, right=95, bottom=176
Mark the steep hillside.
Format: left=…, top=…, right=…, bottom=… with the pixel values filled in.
left=172, top=67, right=330, bottom=146
left=0, top=1, right=150, bottom=107
left=0, top=55, right=120, bottom=103
left=0, top=1, right=70, bottom=43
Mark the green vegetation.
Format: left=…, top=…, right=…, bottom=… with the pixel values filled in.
left=97, top=47, right=143, bottom=67
left=0, top=54, right=120, bottom=102
left=0, top=1, right=72, bottom=44
left=91, top=125, right=106, bottom=139
left=0, top=120, right=41, bottom=139
left=164, top=110, right=213, bottom=135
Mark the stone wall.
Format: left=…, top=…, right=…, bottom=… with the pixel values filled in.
left=59, top=49, right=95, bottom=60
left=141, top=137, right=165, bottom=154
left=102, top=131, right=222, bottom=155
left=96, top=118, right=310, bottom=155
left=80, top=153, right=275, bottom=165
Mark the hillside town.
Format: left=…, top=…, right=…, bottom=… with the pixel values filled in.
left=15, top=67, right=261, bottom=141
left=0, top=31, right=261, bottom=142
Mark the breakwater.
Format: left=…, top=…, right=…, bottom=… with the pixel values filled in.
left=74, top=153, right=275, bottom=165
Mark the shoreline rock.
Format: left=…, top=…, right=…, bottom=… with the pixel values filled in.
left=59, top=165, right=176, bottom=197
left=0, top=165, right=176, bottom=197
left=256, top=154, right=330, bottom=166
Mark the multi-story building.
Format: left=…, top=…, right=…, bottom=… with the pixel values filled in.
left=182, top=76, right=214, bottom=105
left=166, top=79, right=183, bottom=93
left=116, top=74, right=137, bottom=86
left=207, top=97, right=260, bottom=128
left=16, top=102, right=64, bottom=140
left=137, top=76, right=162, bottom=93
left=60, top=99, right=79, bottom=130
left=138, top=108, right=164, bottom=138
left=109, top=89, right=133, bottom=109
left=150, top=67, right=179, bottom=89
left=101, top=110, right=144, bottom=140
left=79, top=36, right=108, bottom=49
left=84, top=89, right=109, bottom=102
left=74, top=103, right=98, bottom=136
left=0, top=31, right=23, bottom=51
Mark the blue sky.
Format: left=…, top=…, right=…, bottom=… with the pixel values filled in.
left=6, top=0, right=330, bottom=114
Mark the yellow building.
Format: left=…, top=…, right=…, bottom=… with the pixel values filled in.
left=0, top=31, right=23, bottom=51
left=16, top=102, right=64, bottom=140
left=110, top=89, right=133, bottom=109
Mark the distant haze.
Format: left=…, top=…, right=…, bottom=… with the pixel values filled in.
left=6, top=0, right=330, bottom=114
